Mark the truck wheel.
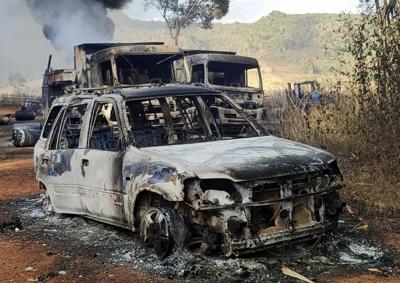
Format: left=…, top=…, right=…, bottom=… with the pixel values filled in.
left=15, top=110, right=36, bottom=121
left=43, top=190, right=54, bottom=213
left=140, top=207, right=174, bottom=259
left=13, top=128, right=34, bottom=147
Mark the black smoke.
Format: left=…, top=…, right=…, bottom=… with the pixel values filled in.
left=25, top=0, right=132, bottom=52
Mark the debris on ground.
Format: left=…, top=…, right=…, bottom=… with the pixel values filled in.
left=282, top=266, right=314, bottom=283
left=0, top=195, right=397, bottom=282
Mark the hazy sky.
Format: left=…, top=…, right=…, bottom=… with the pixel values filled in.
left=124, top=0, right=360, bottom=23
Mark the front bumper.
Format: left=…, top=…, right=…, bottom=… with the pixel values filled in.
left=227, top=223, right=333, bottom=256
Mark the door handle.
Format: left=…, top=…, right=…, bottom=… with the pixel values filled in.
left=81, top=159, right=89, bottom=177
left=81, top=159, right=89, bottom=167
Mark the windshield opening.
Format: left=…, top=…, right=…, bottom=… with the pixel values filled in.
left=104, top=55, right=176, bottom=86
left=208, top=61, right=260, bottom=89
left=125, top=94, right=263, bottom=148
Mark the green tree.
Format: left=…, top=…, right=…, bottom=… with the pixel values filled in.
left=144, top=0, right=230, bottom=46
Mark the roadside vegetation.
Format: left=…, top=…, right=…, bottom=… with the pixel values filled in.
left=271, top=2, right=400, bottom=214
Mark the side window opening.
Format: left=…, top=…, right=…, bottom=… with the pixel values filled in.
left=42, top=105, right=62, bottom=139
left=192, top=64, right=205, bottom=84
left=57, top=104, right=88, bottom=150
left=88, top=102, right=121, bottom=152
left=48, top=108, right=66, bottom=150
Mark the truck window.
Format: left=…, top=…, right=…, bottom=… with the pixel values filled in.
left=57, top=104, right=88, bottom=149
left=88, top=102, right=121, bottom=151
left=246, top=68, right=260, bottom=89
left=208, top=61, right=261, bottom=89
left=42, top=105, right=62, bottom=139
left=192, top=64, right=205, bottom=83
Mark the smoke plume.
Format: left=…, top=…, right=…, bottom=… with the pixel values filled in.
left=25, top=0, right=132, bottom=52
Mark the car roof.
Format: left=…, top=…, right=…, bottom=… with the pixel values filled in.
left=119, top=85, right=220, bottom=99
left=51, top=85, right=221, bottom=106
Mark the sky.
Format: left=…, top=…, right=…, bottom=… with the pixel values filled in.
left=124, top=0, right=360, bottom=23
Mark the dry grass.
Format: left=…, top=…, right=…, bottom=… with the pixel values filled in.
left=268, top=90, right=400, bottom=214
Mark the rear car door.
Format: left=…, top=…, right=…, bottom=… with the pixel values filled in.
left=39, top=100, right=90, bottom=214
left=75, top=98, right=127, bottom=227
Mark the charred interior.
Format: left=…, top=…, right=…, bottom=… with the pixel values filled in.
left=125, top=94, right=259, bottom=147
left=98, top=55, right=176, bottom=86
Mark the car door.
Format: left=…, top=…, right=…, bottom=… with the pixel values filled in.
left=75, top=98, right=127, bottom=227
left=39, top=100, right=90, bottom=214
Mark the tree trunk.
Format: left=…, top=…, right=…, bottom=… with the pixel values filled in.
left=174, top=34, right=179, bottom=46
left=174, top=24, right=181, bottom=46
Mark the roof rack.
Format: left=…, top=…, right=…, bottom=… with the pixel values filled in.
left=75, top=42, right=165, bottom=55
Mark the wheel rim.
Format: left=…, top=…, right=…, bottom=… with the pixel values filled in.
left=140, top=208, right=172, bottom=259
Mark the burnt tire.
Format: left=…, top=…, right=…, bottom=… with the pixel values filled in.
left=12, top=128, right=34, bottom=147
left=15, top=110, right=36, bottom=121
left=140, top=207, right=174, bottom=259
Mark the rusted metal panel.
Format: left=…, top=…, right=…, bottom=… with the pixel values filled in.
left=48, top=69, right=76, bottom=85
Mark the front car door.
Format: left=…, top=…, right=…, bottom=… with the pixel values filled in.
left=75, top=97, right=127, bottom=227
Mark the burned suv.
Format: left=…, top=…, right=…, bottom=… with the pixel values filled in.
left=34, top=85, right=343, bottom=258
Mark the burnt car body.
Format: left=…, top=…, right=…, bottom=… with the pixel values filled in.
left=34, top=85, right=343, bottom=258
left=179, top=52, right=267, bottom=130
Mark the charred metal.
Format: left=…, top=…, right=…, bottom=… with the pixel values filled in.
left=34, top=84, right=344, bottom=258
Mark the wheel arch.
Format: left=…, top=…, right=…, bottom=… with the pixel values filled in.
left=129, top=186, right=184, bottom=230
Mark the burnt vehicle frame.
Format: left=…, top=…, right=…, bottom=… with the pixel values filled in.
left=34, top=85, right=344, bottom=258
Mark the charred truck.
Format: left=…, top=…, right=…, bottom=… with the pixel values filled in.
left=176, top=51, right=267, bottom=131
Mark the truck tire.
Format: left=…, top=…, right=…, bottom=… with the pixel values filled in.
left=12, top=128, right=34, bottom=147
left=15, top=110, right=36, bottom=121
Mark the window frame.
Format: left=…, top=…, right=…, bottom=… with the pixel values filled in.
left=85, top=98, right=125, bottom=152
left=41, top=105, right=63, bottom=139
left=191, top=64, right=205, bottom=84
left=47, top=100, right=89, bottom=150
left=124, top=93, right=266, bottom=148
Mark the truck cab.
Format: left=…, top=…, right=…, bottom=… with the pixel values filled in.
left=179, top=52, right=267, bottom=131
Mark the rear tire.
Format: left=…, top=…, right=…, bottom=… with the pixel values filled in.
left=43, top=190, right=54, bottom=213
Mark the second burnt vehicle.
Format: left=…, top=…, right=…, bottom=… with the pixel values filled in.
left=34, top=84, right=344, bottom=258
left=176, top=51, right=267, bottom=131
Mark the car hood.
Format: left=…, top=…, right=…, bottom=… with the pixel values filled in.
left=140, top=136, right=336, bottom=182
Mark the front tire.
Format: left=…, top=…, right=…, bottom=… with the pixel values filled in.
left=140, top=207, right=174, bottom=259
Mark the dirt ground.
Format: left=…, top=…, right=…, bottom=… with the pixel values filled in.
left=0, top=116, right=399, bottom=282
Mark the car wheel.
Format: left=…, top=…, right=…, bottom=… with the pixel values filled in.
left=43, top=190, right=54, bottom=213
left=140, top=207, right=174, bottom=259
